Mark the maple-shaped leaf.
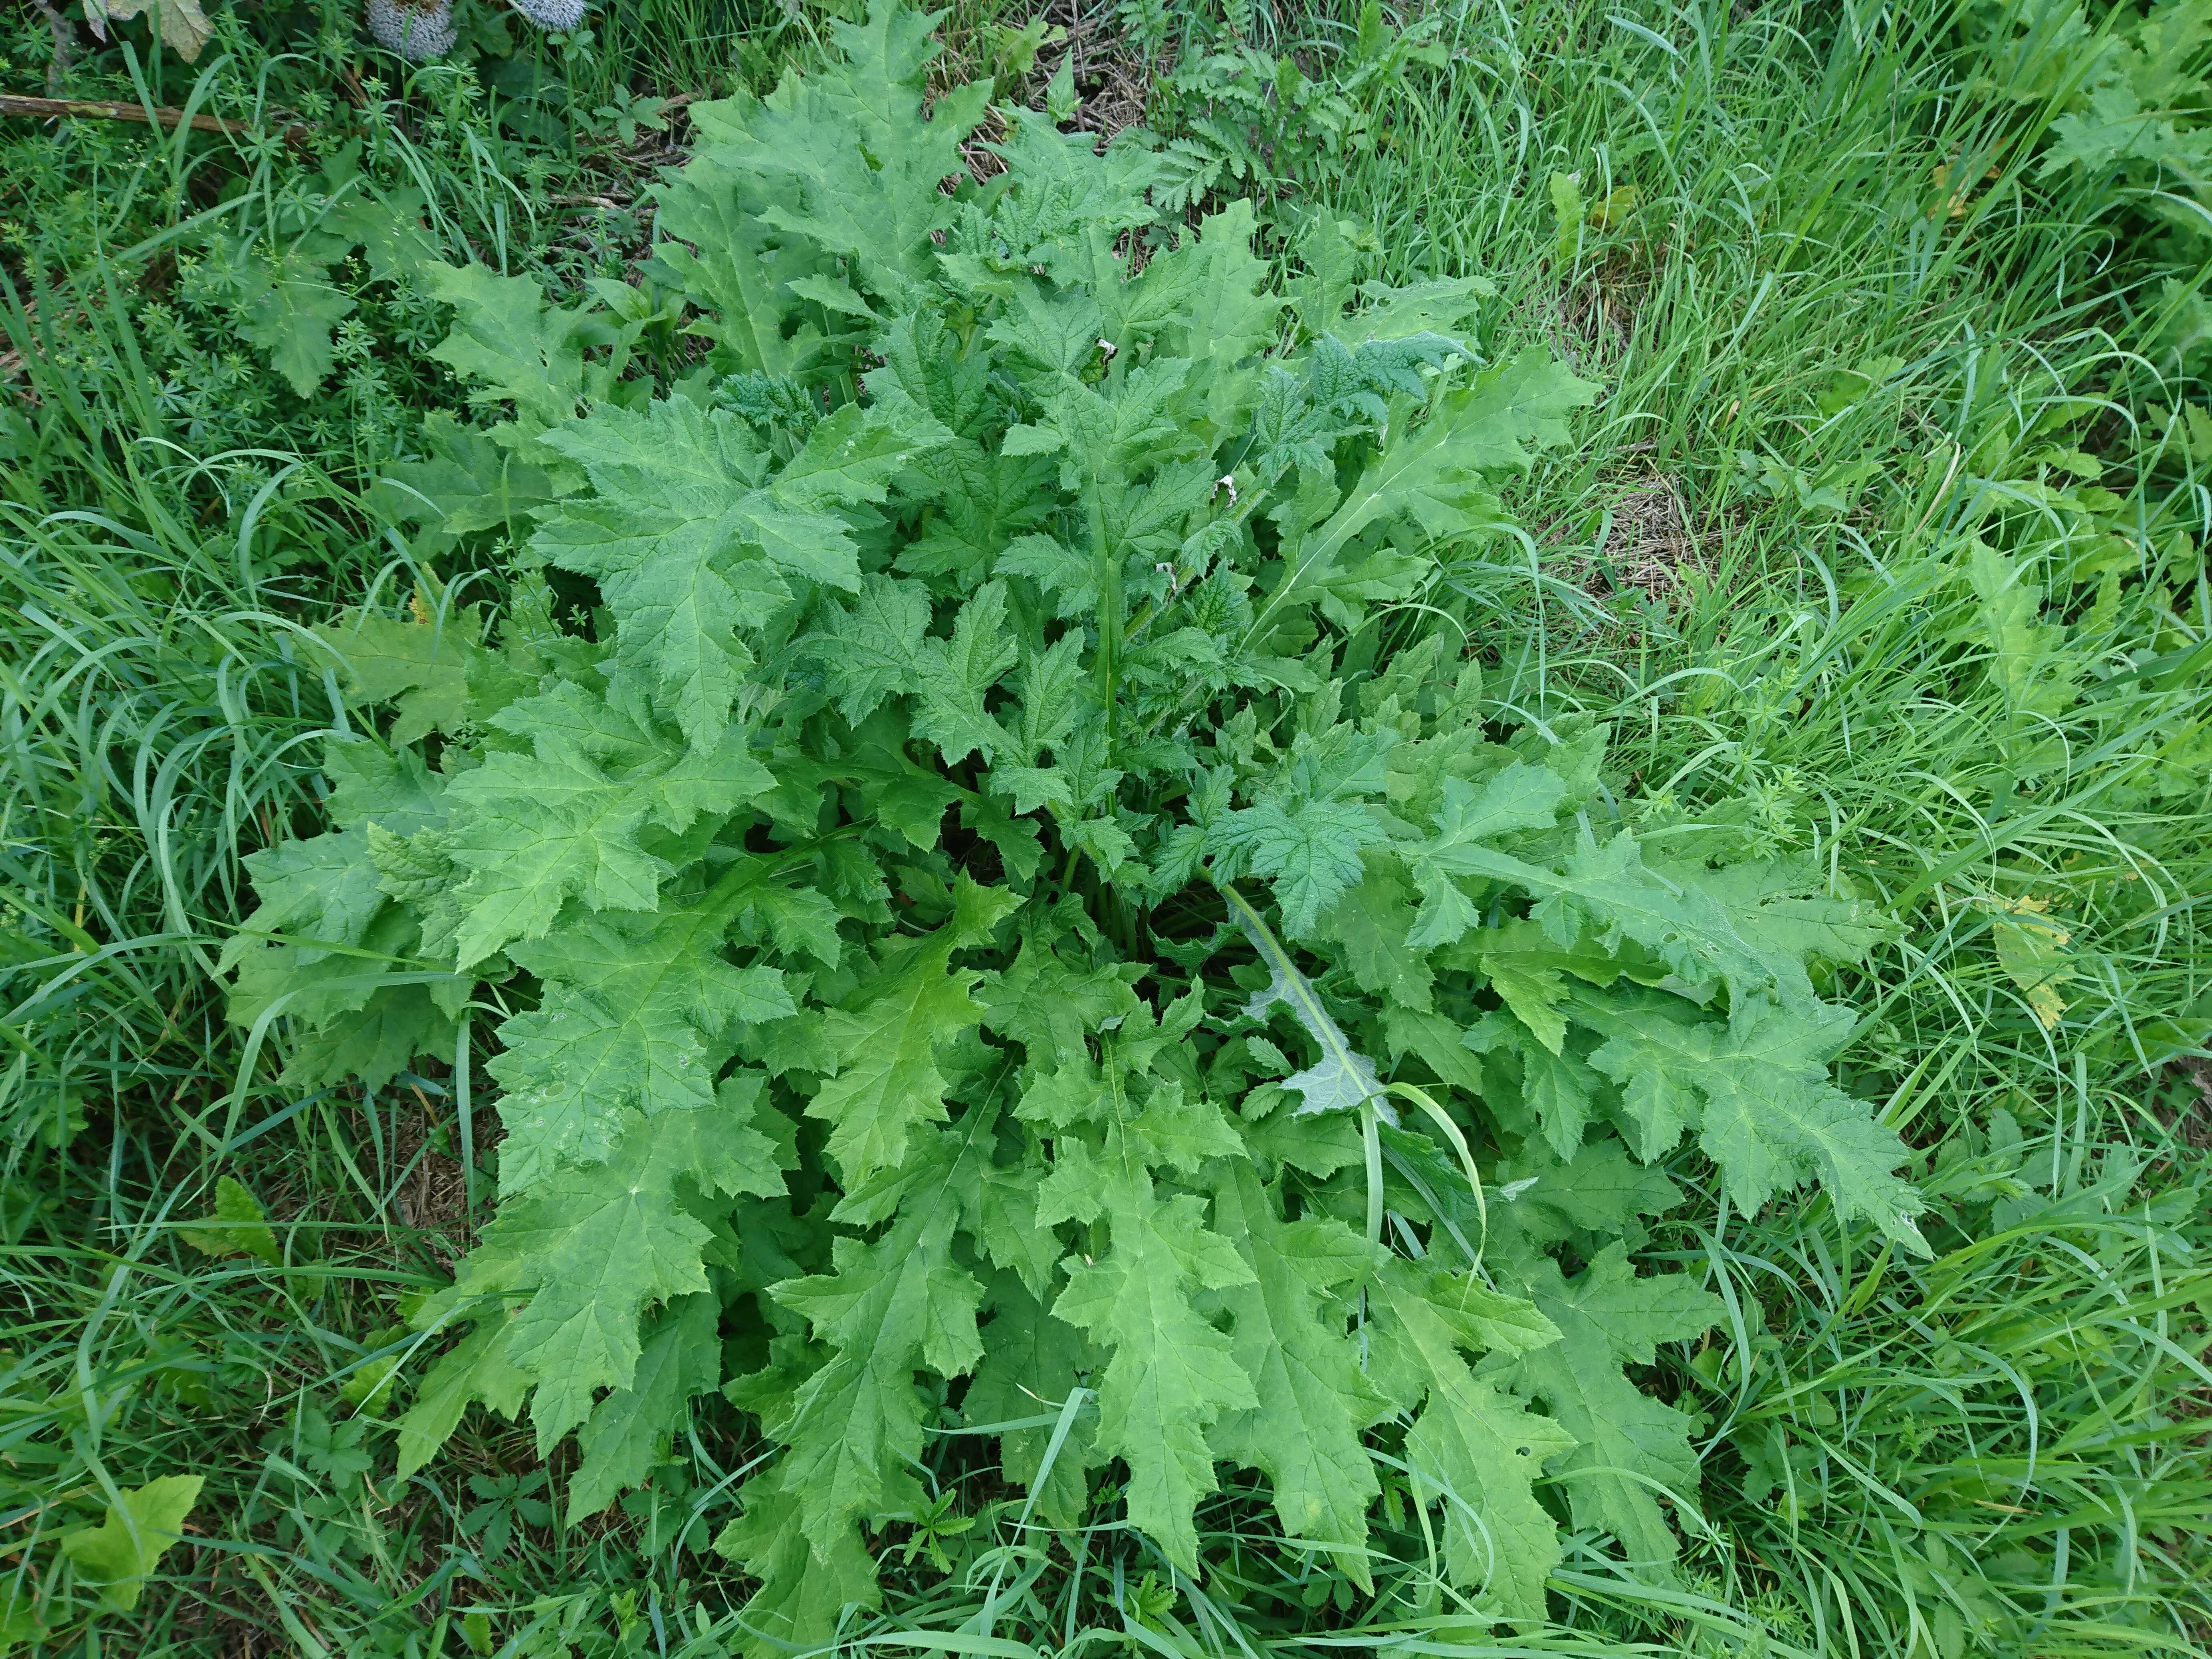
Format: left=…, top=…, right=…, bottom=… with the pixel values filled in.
left=395, top=1322, right=529, bottom=1482
left=1535, top=833, right=1783, bottom=997
left=985, top=110, right=1181, bottom=280
left=373, top=412, right=571, bottom=548
left=1483, top=1137, right=1684, bottom=1261
left=223, top=740, right=450, bottom=1013
left=315, top=603, right=488, bottom=744
left=1017, top=993, right=1219, bottom=1170
left=737, top=883, right=846, bottom=969
left=1987, top=894, right=2073, bottom=1031
left=687, top=1, right=990, bottom=304
left=1420, top=762, right=1570, bottom=869
left=896, top=444, right=1058, bottom=583
left=567, top=1293, right=723, bottom=1521
left=1262, top=348, right=1596, bottom=619
left=1520, top=1031, right=1605, bottom=1159
left=1152, top=199, right=1284, bottom=408
left=222, top=830, right=387, bottom=974
left=2038, top=78, right=2181, bottom=176
left=1380, top=1005, right=1486, bottom=1097
left=1052, top=1183, right=1257, bottom=1573
left=324, top=735, right=450, bottom=834
left=233, top=251, right=356, bottom=398
left=1495, top=1245, right=1721, bottom=1568
left=810, top=574, right=929, bottom=726
left=867, top=309, right=996, bottom=438
left=1579, top=988, right=1926, bottom=1251
left=439, top=693, right=774, bottom=967
left=535, top=399, right=945, bottom=748
left=1014, top=1056, right=1110, bottom=1137
left=777, top=399, right=953, bottom=513
left=531, top=404, right=773, bottom=746
left=810, top=576, right=1019, bottom=764
left=806, top=880, right=1014, bottom=1183
left=1209, top=728, right=1399, bottom=934
left=808, top=954, right=980, bottom=1186
left=1965, top=535, right=2083, bottom=724
left=422, top=261, right=595, bottom=442
left=1208, top=1163, right=1393, bottom=1585
left=987, top=277, right=1111, bottom=378
left=1337, top=275, right=1496, bottom=346
left=648, top=154, right=819, bottom=377
left=1465, top=997, right=1604, bottom=1158
left=1692, top=997, right=1928, bottom=1251
left=910, top=581, right=1021, bottom=764
left=1032, top=359, right=1204, bottom=489
left=1403, top=761, right=1571, bottom=947
left=441, top=1101, right=785, bottom=1453
left=178, top=1175, right=282, bottom=1266
left=1099, top=455, right=1215, bottom=565
left=1406, top=864, right=1485, bottom=951
left=964, top=1271, right=1100, bottom=1528
left=977, top=1152, right=1062, bottom=1296
left=59, top=1475, right=204, bottom=1615
left=767, top=1126, right=988, bottom=1561
left=714, top=1479, right=882, bottom=1659
left=1368, top=1261, right=1576, bottom=1621
left=492, top=904, right=792, bottom=1193
left=1323, top=859, right=1435, bottom=1011
left=979, top=932, right=1143, bottom=1068
left=1401, top=1266, right=1567, bottom=1358
left=1415, top=823, right=1777, bottom=998
left=1484, top=956, right=1570, bottom=1054
left=1122, top=1080, right=1245, bottom=1175
left=277, top=981, right=455, bottom=1098
left=1218, top=798, right=1387, bottom=937
left=1573, top=989, right=1709, bottom=1161
left=1006, top=632, right=1089, bottom=764
left=225, top=902, right=437, bottom=1043
left=1650, top=853, right=1899, bottom=1004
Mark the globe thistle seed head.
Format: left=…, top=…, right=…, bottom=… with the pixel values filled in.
left=366, top=0, right=457, bottom=59
left=509, top=0, right=588, bottom=30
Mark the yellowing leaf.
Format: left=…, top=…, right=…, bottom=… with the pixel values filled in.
left=60, top=1475, right=204, bottom=1611
left=1588, top=184, right=1639, bottom=229
left=1990, top=894, right=2073, bottom=1030
left=87, top=0, right=212, bottom=59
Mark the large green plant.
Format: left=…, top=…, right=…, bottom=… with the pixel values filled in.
left=225, top=3, right=1928, bottom=1640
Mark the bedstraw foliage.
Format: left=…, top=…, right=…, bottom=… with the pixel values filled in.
left=226, top=2, right=1926, bottom=1639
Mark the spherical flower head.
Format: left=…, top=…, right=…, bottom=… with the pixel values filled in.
left=366, top=0, right=457, bottom=59
left=509, top=0, right=588, bottom=30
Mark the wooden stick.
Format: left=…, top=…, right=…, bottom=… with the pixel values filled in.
left=0, top=92, right=310, bottom=144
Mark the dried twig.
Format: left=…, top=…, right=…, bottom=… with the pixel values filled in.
left=0, top=91, right=312, bottom=146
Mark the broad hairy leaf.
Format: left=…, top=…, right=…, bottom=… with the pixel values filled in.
left=1052, top=1180, right=1257, bottom=1574
left=1207, top=1163, right=1391, bottom=1584
left=1368, top=1260, right=1572, bottom=1621
left=1494, top=1245, right=1722, bottom=1568
left=805, top=885, right=1011, bottom=1185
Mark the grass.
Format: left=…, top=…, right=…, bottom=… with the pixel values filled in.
left=2, top=0, right=2208, bottom=1653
